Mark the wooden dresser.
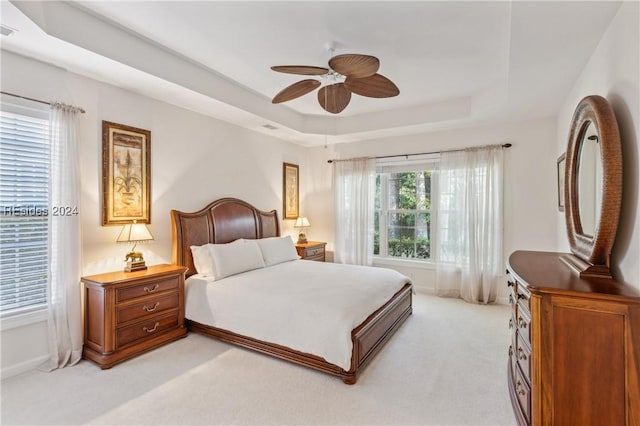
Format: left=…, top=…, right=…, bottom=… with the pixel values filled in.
left=506, top=251, right=640, bottom=425
left=82, top=264, right=188, bottom=368
left=296, top=241, right=326, bottom=262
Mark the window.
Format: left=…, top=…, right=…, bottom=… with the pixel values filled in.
left=374, top=158, right=437, bottom=261
left=0, top=101, right=50, bottom=317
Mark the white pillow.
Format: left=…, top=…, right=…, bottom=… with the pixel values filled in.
left=208, top=240, right=265, bottom=280
left=255, top=236, right=299, bottom=266
left=190, top=244, right=215, bottom=276
left=190, top=239, right=245, bottom=277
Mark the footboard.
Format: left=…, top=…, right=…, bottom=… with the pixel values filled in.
left=344, top=282, right=413, bottom=384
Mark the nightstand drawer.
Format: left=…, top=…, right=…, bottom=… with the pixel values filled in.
left=116, top=292, right=179, bottom=325
left=116, top=276, right=179, bottom=302
left=305, top=255, right=325, bottom=262
left=296, top=241, right=327, bottom=262
left=116, top=313, right=180, bottom=349
left=305, top=247, right=324, bottom=257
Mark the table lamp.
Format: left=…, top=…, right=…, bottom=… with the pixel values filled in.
left=294, top=217, right=310, bottom=244
left=116, top=220, right=154, bottom=272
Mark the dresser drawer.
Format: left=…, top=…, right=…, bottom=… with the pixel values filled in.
left=116, top=276, right=179, bottom=302
left=516, top=332, right=531, bottom=384
left=516, top=301, right=531, bottom=345
left=116, top=313, right=180, bottom=349
left=116, top=292, right=179, bottom=325
left=514, top=364, right=531, bottom=424
left=516, top=285, right=530, bottom=312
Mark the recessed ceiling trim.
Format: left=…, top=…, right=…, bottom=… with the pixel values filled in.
left=0, top=24, right=16, bottom=36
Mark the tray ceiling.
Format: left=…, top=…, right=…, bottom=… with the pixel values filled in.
left=1, top=1, right=623, bottom=145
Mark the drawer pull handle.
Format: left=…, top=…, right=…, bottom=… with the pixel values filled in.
left=518, top=318, right=527, bottom=329
left=517, top=293, right=525, bottom=300
left=508, top=345, right=513, bottom=357
left=144, top=284, right=159, bottom=293
left=507, top=281, right=514, bottom=288
left=143, top=302, right=160, bottom=312
left=516, top=381, right=526, bottom=396
left=518, top=348, right=527, bottom=361
left=509, top=294, right=514, bottom=305
left=143, top=322, right=160, bottom=333
left=509, top=318, right=513, bottom=329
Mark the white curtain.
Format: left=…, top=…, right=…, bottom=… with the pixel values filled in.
left=435, top=145, right=503, bottom=304
left=333, top=158, right=376, bottom=265
left=41, top=103, right=83, bottom=371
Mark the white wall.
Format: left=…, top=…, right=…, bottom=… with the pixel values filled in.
left=556, top=1, right=639, bottom=290
left=307, top=117, right=559, bottom=295
left=1, top=51, right=308, bottom=378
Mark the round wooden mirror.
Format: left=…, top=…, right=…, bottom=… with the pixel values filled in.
left=563, top=95, right=622, bottom=277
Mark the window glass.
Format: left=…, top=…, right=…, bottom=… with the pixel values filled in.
left=375, top=170, right=433, bottom=260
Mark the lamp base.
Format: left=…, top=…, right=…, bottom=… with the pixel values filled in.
left=124, top=250, right=147, bottom=272
left=297, top=231, right=307, bottom=244
left=125, top=260, right=147, bottom=272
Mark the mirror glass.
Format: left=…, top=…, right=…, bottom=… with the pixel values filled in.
left=577, top=121, right=603, bottom=238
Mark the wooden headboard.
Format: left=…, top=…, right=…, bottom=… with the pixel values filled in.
left=171, top=198, right=280, bottom=277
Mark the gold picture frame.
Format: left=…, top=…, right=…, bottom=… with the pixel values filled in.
left=102, top=121, right=151, bottom=225
left=283, top=162, right=299, bottom=220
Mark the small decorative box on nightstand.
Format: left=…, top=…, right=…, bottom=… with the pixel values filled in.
left=82, top=264, right=188, bottom=369
left=296, top=241, right=327, bottom=262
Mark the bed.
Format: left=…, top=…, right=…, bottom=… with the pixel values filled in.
left=171, top=197, right=412, bottom=384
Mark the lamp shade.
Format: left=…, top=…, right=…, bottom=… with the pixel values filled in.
left=116, top=222, right=154, bottom=243
left=294, top=217, right=310, bottom=228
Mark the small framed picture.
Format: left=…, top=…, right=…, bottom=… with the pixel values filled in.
left=283, top=162, right=299, bottom=220
left=557, top=153, right=566, bottom=212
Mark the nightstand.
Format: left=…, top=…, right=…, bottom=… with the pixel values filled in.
left=82, top=264, right=188, bottom=369
left=296, top=241, right=327, bottom=262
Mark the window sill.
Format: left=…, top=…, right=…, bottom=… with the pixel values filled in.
left=373, top=256, right=437, bottom=270
left=1, top=308, right=48, bottom=331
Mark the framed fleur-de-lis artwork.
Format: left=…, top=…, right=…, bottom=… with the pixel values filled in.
left=102, top=121, right=151, bottom=225
left=283, top=162, right=299, bottom=220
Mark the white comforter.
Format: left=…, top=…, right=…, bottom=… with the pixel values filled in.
left=185, top=260, right=411, bottom=371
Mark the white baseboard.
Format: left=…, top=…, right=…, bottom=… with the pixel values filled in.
left=1, top=354, right=48, bottom=380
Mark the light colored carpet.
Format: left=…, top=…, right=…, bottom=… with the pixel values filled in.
left=1, top=294, right=516, bottom=425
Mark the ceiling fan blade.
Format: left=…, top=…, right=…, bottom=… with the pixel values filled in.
left=344, top=74, right=400, bottom=98
left=272, top=79, right=321, bottom=104
left=317, top=83, right=351, bottom=114
left=329, top=54, right=379, bottom=78
left=271, top=65, right=329, bottom=76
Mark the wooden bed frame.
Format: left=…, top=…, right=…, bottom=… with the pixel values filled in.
left=171, top=197, right=412, bottom=384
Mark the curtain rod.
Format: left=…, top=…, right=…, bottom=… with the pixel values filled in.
left=327, top=143, right=512, bottom=163
left=1, top=91, right=86, bottom=114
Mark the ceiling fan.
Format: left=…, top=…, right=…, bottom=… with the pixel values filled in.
left=271, top=53, right=399, bottom=114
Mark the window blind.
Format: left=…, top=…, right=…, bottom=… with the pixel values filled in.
left=0, top=109, right=49, bottom=315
